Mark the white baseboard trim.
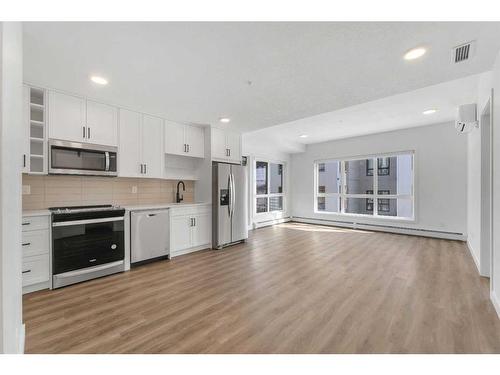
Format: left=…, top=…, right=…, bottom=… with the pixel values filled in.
left=170, top=243, right=211, bottom=258
left=18, top=323, right=25, bottom=354
left=291, top=217, right=466, bottom=241
left=490, top=290, right=500, bottom=320
left=466, top=240, right=481, bottom=274
left=23, top=281, right=50, bottom=295
left=253, top=217, right=291, bottom=229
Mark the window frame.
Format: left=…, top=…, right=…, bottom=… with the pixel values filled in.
left=254, top=159, right=286, bottom=215
left=314, top=151, right=415, bottom=221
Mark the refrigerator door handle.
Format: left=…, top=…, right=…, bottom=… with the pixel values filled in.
left=230, top=172, right=236, bottom=218
left=227, top=173, right=232, bottom=217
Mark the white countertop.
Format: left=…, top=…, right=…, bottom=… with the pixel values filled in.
left=22, top=209, right=51, bottom=217
left=22, top=202, right=211, bottom=217
left=123, top=202, right=211, bottom=212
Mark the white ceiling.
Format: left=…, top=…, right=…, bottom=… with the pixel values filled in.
left=242, top=73, right=483, bottom=153
left=24, top=22, right=500, bottom=134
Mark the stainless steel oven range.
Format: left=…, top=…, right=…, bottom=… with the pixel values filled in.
left=50, top=205, right=126, bottom=289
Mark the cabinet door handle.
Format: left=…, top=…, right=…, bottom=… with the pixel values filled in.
left=144, top=164, right=147, bottom=174
left=187, top=144, right=190, bottom=153
left=193, top=218, right=196, bottom=226
left=22, top=222, right=30, bottom=226
left=83, top=126, right=86, bottom=138
left=87, top=127, right=91, bottom=139
left=140, top=164, right=143, bottom=174
left=22, top=270, right=31, bottom=274
left=23, top=154, right=26, bottom=168
left=228, top=148, right=231, bottom=157
left=22, top=242, right=31, bottom=246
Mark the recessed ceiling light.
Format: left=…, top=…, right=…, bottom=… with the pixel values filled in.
left=219, top=118, right=231, bottom=123
left=422, top=109, right=438, bottom=115
left=299, top=134, right=308, bottom=138
left=404, top=47, right=427, bottom=60
left=90, top=76, right=108, bottom=85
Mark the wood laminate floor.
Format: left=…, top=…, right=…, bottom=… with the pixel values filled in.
left=23, top=222, right=500, bottom=353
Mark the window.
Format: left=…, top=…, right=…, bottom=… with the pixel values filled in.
left=366, top=157, right=390, bottom=176
left=255, top=160, right=285, bottom=214
left=366, top=190, right=390, bottom=212
left=315, top=153, right=413, bottom=219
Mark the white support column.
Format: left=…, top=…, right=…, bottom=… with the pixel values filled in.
left=0, top=21, right=24, bottom=353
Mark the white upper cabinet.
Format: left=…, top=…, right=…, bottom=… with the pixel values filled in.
left=48, top=90, right=118, bottom=146
left=86, top=100, right=118, bottom=146
left=225, top=131, right=241, bottom=163
left=49, top=91, right=86, bottom=143
left=141, top=115, right=164, bottom=179
left=211, top=127, right=227, bottom=160
left=165, top=121, right=185, bottom=155
left=185, top=125, right=205, bottom=158
left=118, top=109, right=164, bottom=179
left=211, top=127, right=241, bottom=164
left=164, top=121, right=205, bottom=158
left=118, top=109, right=142, bottom=178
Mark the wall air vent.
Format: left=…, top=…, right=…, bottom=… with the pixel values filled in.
left=452, top=41, right=475, bottom=63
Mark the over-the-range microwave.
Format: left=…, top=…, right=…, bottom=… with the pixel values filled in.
left=48, top=139, right=118, bottom=177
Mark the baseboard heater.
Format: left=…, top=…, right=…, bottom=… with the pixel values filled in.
left=254, top=217, right=291, bottom=229
left=291, top=216, right=465, bottom=241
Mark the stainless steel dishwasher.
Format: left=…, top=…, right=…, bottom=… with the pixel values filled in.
left=131, top=209, right=170, bottom=265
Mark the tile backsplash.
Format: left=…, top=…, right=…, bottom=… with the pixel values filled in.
left=22, top=175, right=195, bottom=210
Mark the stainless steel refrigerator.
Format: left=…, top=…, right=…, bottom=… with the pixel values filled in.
left=212, top=162, right=248, bottom=249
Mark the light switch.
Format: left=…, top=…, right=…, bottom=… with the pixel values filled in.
left=22, top=185, right=31, bottom=195
left=131, top=186, right=138, bottom=194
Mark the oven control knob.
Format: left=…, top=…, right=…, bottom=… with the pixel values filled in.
left=111, top=244, right=117, bottom=250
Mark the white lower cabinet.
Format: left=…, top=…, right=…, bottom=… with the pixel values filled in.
left=22, top=214, right=50, bottom=294
left=169, top=204, right=211, bottom=257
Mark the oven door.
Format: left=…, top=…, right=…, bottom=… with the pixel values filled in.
left=49, top=139, right=117, bottom=176
left=52, top=217, right=125, bottom=275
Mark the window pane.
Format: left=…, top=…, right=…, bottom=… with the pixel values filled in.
left=397, top=154, right=412, bottom=195
left=345, top=197, right=373, bottom=215
left=345, top=159, right=373, bottom=194
left=256, top=161, right=268, bottom=195
left=317, top=196, right=341, bottom=212
left=317, top=161, right=341, bottom=193
left=269, top=196, right=283, bottom=212
left=376, top=155, right=412, bottom=196
left=270, top=163, right=283, bottom=194
left=256, top=197, right=268, bottom=213
left=377, top=198, right=413, bottom=218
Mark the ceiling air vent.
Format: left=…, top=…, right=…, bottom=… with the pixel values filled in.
left=452, top=41, right=475, bottom=63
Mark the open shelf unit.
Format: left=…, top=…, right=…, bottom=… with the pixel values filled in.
left=23, top=85, right=47, bottom=174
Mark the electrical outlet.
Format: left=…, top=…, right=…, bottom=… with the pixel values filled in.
left=131, top=186, right=138, bottom=194
left=22, top=185, right=31, bottom=195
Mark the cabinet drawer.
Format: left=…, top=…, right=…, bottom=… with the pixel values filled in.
left=22, top=255, right=49, bottom=287
left=22, top=230, right=49, bottom=257
left=169, top=204, right=211, bottom=217
left=22, top=215, right=49, bottom=231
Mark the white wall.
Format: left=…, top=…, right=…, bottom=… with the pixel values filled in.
left=467, top=71, right=492, bottom=275
left=290, top=122, right=467, bottom=236
left=0, top=22, right=23, bottom=353
left=491, top=50, right=500, bottom=316
left=242, top=133, right=292, bottom=228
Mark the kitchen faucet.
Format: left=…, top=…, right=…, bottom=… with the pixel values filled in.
left=176, top=181, right=186, bottom=203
